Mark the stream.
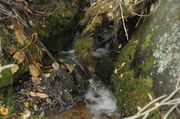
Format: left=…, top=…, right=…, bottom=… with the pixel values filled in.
left=13, top=48, right=120, bottom=119
left=44, top=50, right=120, bottom=119
left=1, top=0, right=179, bottom=119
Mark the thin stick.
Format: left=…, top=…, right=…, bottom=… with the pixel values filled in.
left=118, top=0, right=129, bottom=40
left=163, top=104, right=178, bottom=119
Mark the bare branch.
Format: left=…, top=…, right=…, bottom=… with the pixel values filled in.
left=123, top=76, right=180, bottom=119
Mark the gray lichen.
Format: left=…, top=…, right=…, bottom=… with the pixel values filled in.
left=153, top=23, right=180, bottom=76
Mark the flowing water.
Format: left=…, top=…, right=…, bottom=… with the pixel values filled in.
left=44, top=51, right=119, bottom=119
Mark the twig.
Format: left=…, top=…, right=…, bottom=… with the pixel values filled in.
left=163, top=104, right=178, bottom=119
left=0, top=64, right=17, bottom=72
left=118, top=0, right=129, bottom=40
left=137, top=95, right=167, bottom=114
left=131, top=0, right=161, bottom=17
left=123, top=76, right=180, bottom=119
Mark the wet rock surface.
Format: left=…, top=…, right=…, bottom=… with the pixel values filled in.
left=14, top=63, right=88, bottom=114
left=45, top=105, right=93, bottom=119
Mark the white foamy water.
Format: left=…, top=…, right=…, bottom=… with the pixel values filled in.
left=85, top=79, right=119, bottom=118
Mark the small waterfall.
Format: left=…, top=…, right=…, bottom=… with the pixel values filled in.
left=58, top=50, right=120, bottom=118
left=85, top=79, right=120, bottom=119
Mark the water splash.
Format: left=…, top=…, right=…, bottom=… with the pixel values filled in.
left=85, top=79, right=120, bottom=118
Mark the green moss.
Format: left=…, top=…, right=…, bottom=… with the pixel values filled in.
left=32, top=0, right=79, bottom=51
left=0, top=29, right=21, bottom=54
left=113, top=74, right=153, bottom=116
left=117, top=40, right=138, bottom=63
left=112, top=39, right=153, bottom=116
left=48, top=1, right=77, bottom=33
left=0, top=91, right=16, bottom=118
left=86, top=3, right=112, bottom=18
left=121, top=4, right=132, bottom=17
left=0, top=69, right=13, bottom=89
left=147, top=110, right=176, bottom=119
left=175, top=14, right=180, bottom=20
left=74, top=38, right=93, bottom=59
left=147, top=111, right=162, bottom=119
left=80, top=2, right=112, bottom=31
left=140, top=57, right=154, bottom=72
left=83, top=16, right=102, bottom=34
left=141, top=33, right=152, bottom=51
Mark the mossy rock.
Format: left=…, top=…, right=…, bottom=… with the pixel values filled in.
left=112, top=0, right=180, bottom=118
left=32, top=0, right=81, bottom=52
left=74, top=37, right=97, bottom=72
left=74, top=38, right=94, bottom=59
left=112, top=39, right=154, bottom=116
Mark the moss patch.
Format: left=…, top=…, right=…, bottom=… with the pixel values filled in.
left=74, top=38, right=93, bottom=59
left=32, top=0, right=80, bottom=52
left=0, top=69, right=13, bottom=89
left=141, top=33, right=152, bottom=51
left=140, top=57, right=154, bottom=73
left=83, top=16, right=102, bottom=34
left=112, top=39, right=153, bottom=116
left=0, top=91, right=16, bottom=118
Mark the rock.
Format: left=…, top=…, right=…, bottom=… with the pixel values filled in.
left=112, top=0, right=180, bottom=117
left=45, top=105, right=94, bottom=119
left=92, top=48, right=110, bottom=58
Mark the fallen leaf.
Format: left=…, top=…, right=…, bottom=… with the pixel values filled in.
left=13, top=51, right=26, bottom=64
left=10, top=64, right=19, bottom=74
left=6, top=47, right=16, bottom=55
left=21, top=109, right=31, bottom=119
left=124, top=0, right=131, bottom=6
left=14, top=21, right=27, bottom=45
left=52, top=62, right=59, bottom=71
left=0, top=107, right=9, bottom=116
left=45, top=73, right=51, bottom=78
left=29, top=63, right=41, bottom=78
left=114, top=69, right=118, bottom=74
left=29, top=92, right=48, bottom=98
left=121, top=62, right=126, bottom=68
left=46, top=98, right=52, bottom=104
left=31, top=77, right=41, bottom=85
left=148, top=93, right=153, bottom=100
left=14, top=29, right=27, bottom=46
left=120, top=73, right=123, bottom=78
left=24, top=102, right=29, bottom=108
left=0, top=64, right=17, bottom=73
left=65, top=64, right=76, bottom=73
left=9, top=25, right=14, bottom=30
left=137, top=106, right=142, bottom=111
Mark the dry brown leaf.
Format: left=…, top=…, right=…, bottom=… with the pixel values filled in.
left=14, top=30, right=27, bottom=45
left=124, top=0, right=131, bottom=6
left=14, top=21, right=27, bottom=45
left=29, top=92, right=49, bottom=98
left=13, top=51, right=26, bottom=64
left=9, top=25, right=14, bottom=30
left=21, top=109, right=31, bottom=119
left=6, top=47, right=16, bottom=55
left=52, top=62, right=59, bottom=71
left=137, top=106, right=142, bottom=111
left=0, top=107, right=9, bottom=116
left=29, top=63, right=41, bottom=78
left=10, top=64, right=19, bottom=74
left=65, top=64, right=76, bottom=73
left=24, top=102, right=29, bottom=108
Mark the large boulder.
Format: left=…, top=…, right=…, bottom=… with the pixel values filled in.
left=112, top=0, right=180, bottom=117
